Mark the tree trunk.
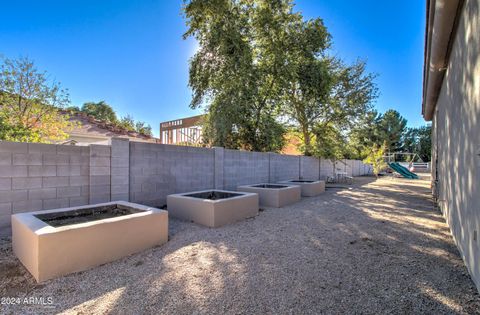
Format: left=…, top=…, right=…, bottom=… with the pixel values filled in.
left=302, top=127, right=312, bottom=156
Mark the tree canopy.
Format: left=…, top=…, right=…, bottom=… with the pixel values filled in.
left=183, top=0, right=378, bottom=155
left=81, top=101, right=118, bottom=124
left=0, top=57, right=74, bottom=143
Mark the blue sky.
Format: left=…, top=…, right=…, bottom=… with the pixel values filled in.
left=0, top=0, right=426, bottom=137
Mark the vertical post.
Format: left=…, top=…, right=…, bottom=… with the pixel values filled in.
left=299, top=156, right=302, bottom=180
left=318, top=157, right=322, bottom=180
left=268, top=152, right=274, bottom=183
left=213, top=147, right=224, bottom=190
left=110, top=138, right=130, bottom=201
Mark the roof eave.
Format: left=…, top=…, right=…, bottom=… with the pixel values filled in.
left=422, top=0, right=464, bottom=121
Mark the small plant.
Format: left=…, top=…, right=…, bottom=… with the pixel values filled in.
left=363, top=142, right=387, bottom=177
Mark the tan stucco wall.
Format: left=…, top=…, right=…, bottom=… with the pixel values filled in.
left=432, top=0, right=480, bottom=291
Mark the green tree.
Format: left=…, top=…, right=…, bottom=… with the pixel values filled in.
left=375, top=109, right=407, bottom=154
left=184, top=0, right=377, bottom=155
left=135, top=121, right=153, bottom=136
left=81, top=101, right=117, bottom=123
left=312, top=123, right=347, bottom=161
left=403, top=125, right=431, bottom=161
left=364, top=142, right=387, bottom=177
left=347, top=109, right=380, bottom=159
left=0, top=57, right=74, bottom=143
left=118, top=115, right=135, bottom=131
left=183, top=0, right=296, bottom=152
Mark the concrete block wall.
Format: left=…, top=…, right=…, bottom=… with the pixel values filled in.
left=223, top=149, right=269, bottom=190
left=0, top=142, right=91, bottom=235
left=320, top=159, right=334, bottom=179
left=0, top=139, right=373, bottom=235
left=111, top=138, right=129, bottom=201
left=300, top=156, right=320, bottom=180
left=89, top=145, right=111, bottom=204
left=346, top=160, right=354, bottom=177
left=129, top=142, right=215, bottom=207
left=269, top=153, right=300, bottom=182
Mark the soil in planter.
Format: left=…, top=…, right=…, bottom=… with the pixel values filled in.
left=185, top=191, right=242, bottom=200
left=252, top=184, right=289, bottom=189
left=35, top=205, right=145, bottom=227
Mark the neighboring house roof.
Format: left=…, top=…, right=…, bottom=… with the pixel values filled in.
left=422, top=0, right=465, bottom=121
left=62, top=111, right=159, bottom=143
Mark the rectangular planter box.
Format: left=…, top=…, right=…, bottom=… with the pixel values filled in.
left=237, top=184, right=301, bottom=208
left=279, top=180, right=325, bottom=197
left=12, top=201, right=168, bottom=282
left=167, top=190, right=258, bottom=227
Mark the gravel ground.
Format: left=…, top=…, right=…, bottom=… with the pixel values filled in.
left=1, top=176, right=479, bottom=314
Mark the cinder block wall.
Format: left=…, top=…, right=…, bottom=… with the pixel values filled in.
left=300, top=156, right=320, bottom=180
left=129, top=142, right=215, bottom=207
left=223, top=149, right=269, bottom=190
left=0, top=139, right=372, bottom=235
left=0, top=142, right=91, bottom=235
left=269, top=153, right=300, bottom=182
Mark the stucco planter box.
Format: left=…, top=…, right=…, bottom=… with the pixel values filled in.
left=279, top=180, right=325, bottom=197
left=12, top=201, right=168, bottom=282
left=237, top=184, right=301, bottom=208
left=167, top=190, right=259, bottom=227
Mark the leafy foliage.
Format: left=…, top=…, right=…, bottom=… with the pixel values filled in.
left=374, top=109, right=407, bottom=153
left=184, top=0, right=378, bottom=154
left=117, top=115, right=135, bottom=131
left=135, top=121, right=153, bottom=136
left=363, top=142, right=388, bottom=177
left=81, top=101, right=118, bottom=123
left=184, top=0, right=297, bottom=152
left=79, top=104, right=153, bottom=137
left=0, top=57, right=74, bottom=143
left=403, top=125, right=431, bottom=161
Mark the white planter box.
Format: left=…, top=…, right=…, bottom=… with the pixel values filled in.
left=237, top=184, right=301, bottom=207
left=167, top=190, right=258, bottom=227
left=12, top=201, right=168, bottom=282
left=279, top=180, right=325, bottom=197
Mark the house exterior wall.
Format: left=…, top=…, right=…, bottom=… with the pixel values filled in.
left=432, top=0, right=480, bottom=290
left=159, top=115, right=203, bottom=145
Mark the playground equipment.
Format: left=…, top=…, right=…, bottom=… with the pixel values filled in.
left=388, top=162, right=419, bottom=179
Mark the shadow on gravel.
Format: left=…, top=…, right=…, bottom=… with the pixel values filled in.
left=2, top=177, right=480, bottom=314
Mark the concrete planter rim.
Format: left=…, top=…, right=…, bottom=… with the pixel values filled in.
left=168, top=189, right=258, bottom=204
left=11, top=201, right=164, bottom=235
left=238, top=183, right=299, bottom=191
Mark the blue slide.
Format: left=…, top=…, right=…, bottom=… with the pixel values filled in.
left=388, top=162, right=419, bottom=179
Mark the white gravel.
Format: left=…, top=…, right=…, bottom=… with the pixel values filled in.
left=1, top=176, right=479, bottom=314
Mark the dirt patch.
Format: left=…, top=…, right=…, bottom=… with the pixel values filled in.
left=0, top=238, right=36, bottom=298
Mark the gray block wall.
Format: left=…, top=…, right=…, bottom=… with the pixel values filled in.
left=300, top=156, right=320, bottom=180
left=223, top=149, right=270, bottom=190
left=89, top=145, right=111, bottom=204
left=269, top=153, right=300, bottom=182
left=129, top=142, right=215, bottom=207
left=0, top=142, right=91, bottom=235
left=0, top=139, right=372, bottom=235
left=320, top=159, right=334, bottom=179
left=111, top=138, right=129, bottom=201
